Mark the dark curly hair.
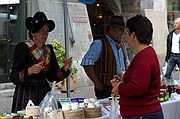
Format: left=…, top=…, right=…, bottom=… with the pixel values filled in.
left=126, top=14, right=153, bottom=45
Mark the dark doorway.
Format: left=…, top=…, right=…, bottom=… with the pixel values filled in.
left=86, top=0, right=114, bottom=39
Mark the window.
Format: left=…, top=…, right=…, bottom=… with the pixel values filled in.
left=167, top=0, right=180, bottom=31
left=0, top=1, right=27, bottom=83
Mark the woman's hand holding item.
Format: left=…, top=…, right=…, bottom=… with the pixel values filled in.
left=64, top=57, right=72, bottom=71
left=111, top=75, right=122, bottom=87
left=28, top=60, right=44, bottom=75
left=110, top=75, right=122, bottom=96
left=111, top=81, right=121, bottom=96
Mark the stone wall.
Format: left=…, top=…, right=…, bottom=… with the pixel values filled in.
left=144, top=9, right=168, bottom=67
left=121, top=0, right=168, bottom=67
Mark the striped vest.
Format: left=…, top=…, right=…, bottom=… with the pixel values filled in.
left=94, top=38, right=116, bottom=86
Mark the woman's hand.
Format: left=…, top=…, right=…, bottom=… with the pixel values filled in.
left=111, top=75, right=122, bottom=87
left=64, top=57, right=72, bottom=71
left=28, top=60, right=44, bottom=75
left=112, top=81, right=121, bottom=96
left=110, top=75, right=122, bottom=96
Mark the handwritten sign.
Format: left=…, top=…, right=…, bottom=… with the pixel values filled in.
left=72, top=16, right=88, bottom=23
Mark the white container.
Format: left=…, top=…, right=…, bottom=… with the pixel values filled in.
left=87, top=103, right=95, bottom=108
left=79, top=102, right=85, bottom=108
left=71, top=102, right=79, bottom=110
left=62, top=104, right=71, bottom=111
left=89, top=98, right=96, bottom=103
left=84, top=99, right=90, bottom=104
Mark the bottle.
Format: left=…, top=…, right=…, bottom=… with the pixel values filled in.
left=160, top=84, right=169, bottom=101
left=117, top=68, right=122, bottom=78
left=117, top=68, right=124, bottom=83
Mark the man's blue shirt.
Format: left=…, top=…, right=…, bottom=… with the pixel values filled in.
left=81, top=34, right=129, bottom=72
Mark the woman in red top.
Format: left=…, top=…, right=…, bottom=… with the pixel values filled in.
left=111, top=15, right=164, bottom=119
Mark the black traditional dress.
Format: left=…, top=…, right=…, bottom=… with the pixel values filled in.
left=10, top=39, right=70, bottom=112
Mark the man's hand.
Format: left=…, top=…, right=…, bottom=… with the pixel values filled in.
left=83, top=66, right=103, bottom=90
left=95, top=81, right=103, bottom=91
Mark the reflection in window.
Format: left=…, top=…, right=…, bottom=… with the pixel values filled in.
left=167, top=0, right=180, bottom=32
left=0, top=1, right=27, bottom=82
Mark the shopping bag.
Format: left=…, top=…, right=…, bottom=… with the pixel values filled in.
left=26, top=100, right=40, bottom=117
left=109, top=96, right=122, bottom=119
left=39, top=81, right=61, bottom=116
left=44, top=109, right=64, bottom=119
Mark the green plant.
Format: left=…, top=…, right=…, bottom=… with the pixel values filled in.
left=51, top=34, right=78, bottom=74
left=51, top=35, right=78, bottom=91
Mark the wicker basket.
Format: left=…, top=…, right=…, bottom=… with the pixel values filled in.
left=84, top=107, right=102, bottom=118
left=63, top=109, right=85, bottom=119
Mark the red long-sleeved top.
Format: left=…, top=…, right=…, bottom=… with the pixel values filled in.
left=119, top=46, right=162, bottom=116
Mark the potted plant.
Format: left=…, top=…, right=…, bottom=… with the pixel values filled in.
left=51, top=34, right=78, bottom=92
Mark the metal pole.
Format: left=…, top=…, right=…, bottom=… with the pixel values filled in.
left=7, top=4, right=10, bottom=77
left=63, top=0, right=70, bottom=98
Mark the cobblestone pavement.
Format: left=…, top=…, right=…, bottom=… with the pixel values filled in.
left=0, top=85, right=95, bottom=113
left=0, top=97, right=13, bottom=113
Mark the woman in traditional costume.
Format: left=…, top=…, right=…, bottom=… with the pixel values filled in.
left=10, top=11, right=72, bottom=112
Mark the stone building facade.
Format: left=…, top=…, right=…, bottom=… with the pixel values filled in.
left=29, top=0, right=167, bottom=87
left=0, top=0, right=174, bottom=87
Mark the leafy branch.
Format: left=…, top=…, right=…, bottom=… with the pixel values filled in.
left=51, top=34, right=78, bottom=74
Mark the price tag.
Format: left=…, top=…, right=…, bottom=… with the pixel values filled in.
left=59, top=98, right=71, bottom=105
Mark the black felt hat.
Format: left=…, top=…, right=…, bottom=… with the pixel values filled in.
left=25, top=12, right=55, bottom=33
left=109, top=15, right=125, bottom=27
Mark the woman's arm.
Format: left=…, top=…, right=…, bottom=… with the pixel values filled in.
left=10, top=42, right=30, bottom=84
left=46, top=44, right=71, bottom=82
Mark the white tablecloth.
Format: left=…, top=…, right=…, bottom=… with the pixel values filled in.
left=17, top=98, right=180, bottom=119
left=97, top=98, right=180, bottom=119
left=161, top=99, right=180, bottom=119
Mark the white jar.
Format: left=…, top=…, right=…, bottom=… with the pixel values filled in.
left=79, top=102, right=85, bottom=108
left=87, top=103, right=95, bottom=108
left=62, top=104, right=71, bottom=111
left=89, top=98, right=96, bottom=103
left=71, top=102, right=79, bottom=110
left=84, top=99, right=90, bottom=104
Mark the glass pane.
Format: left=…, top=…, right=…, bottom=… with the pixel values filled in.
left=0, top=5, right=8, bottom=75
left=167, top=0, right=180, bottom=31
left=0, top=4, right=18, bottom=82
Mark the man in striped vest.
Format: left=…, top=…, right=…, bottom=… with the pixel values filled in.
left=81, top=16, right=130, bottom=99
